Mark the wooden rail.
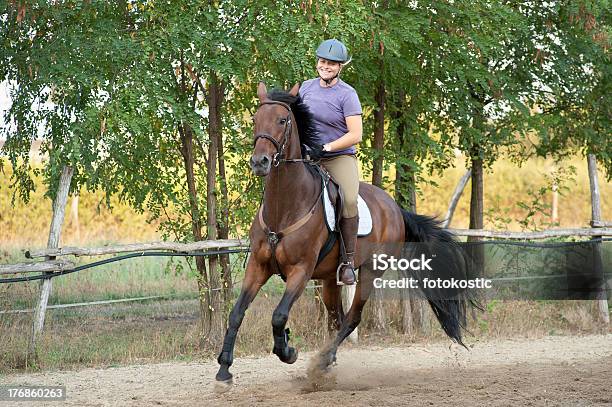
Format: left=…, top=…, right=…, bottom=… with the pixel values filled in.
left=17, top=228, right=612, bottom=263
left=25, top=238, right=247, bottom=259
left=448, top=227, right=612, bottom=239
left=0, top=260, right=75, bottom=275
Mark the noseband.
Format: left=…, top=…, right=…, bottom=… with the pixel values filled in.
left=253, top=100, right=293, bottom=167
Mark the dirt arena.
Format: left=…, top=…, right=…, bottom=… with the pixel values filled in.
left=2, top=334, right=611, bottom=406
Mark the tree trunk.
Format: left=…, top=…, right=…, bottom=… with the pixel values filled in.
left=177, top=54, right=211, bottom=346
left=372, top=79, right=385, bottom=188
left=587, top=154, right=609, bottom=324
left=314, top=286, right=328, bottom=339
left=392, top=90, right=415, bottom=336
left=216, top=99, right=232, bottom=306
left=393, top=90, right=417, bottom=212
left=205, top=70, right=225, bottom=347
left=468, top=150, right=485, bottom=284
left=29, top=165, right=73, bottom=361
left=469, top=154, right=484, bottom=233
left=443, top=169, right=472, bottom=228
left=465, top=98, right=487, bottom=284
left=178, top=122, right=211, bottom=344
left=369, top=286, right=387, bottom=332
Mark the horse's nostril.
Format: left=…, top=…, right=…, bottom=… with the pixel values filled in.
left=250, top=155, right=271, bottom=169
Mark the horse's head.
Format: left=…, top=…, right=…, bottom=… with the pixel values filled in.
left=250, top=82, right=300, bottom=176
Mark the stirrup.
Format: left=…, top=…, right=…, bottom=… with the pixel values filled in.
left=336, top=262, right=357, bottom=286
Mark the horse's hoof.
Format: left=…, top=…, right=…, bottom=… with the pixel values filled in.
left=318, top=351, right=336, bottom=371
left=274, top=346, right=298, bottom=364
left=214, top=378, right=233, bottom=394
left=215, top=368, right=233, bottom=383
left=286, top=347, right=298, bottom=364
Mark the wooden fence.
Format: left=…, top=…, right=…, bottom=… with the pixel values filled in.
left=2, top=227, right=610, bottom=350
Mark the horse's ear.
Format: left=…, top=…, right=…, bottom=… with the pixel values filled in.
left=257, top=82, right=267, bottom=102
left=289, top=83, right=300, bottom=97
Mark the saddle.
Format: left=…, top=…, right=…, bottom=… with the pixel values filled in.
left=315, top=164, right=372, bottom=267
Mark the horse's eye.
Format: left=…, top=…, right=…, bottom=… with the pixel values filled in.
left=279, top=118, right=287, bottom=125
left=251, top=116, right=256, bottom=123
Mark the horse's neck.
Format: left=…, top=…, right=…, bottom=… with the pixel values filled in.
left=262, top=163, right=319, bottom=230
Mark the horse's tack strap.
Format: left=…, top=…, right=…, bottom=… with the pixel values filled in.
left=258, top=204, right=318, bottom=239
left=259, top=196, right=321, bottom=244
left=258, top=169, right=328, bottom=275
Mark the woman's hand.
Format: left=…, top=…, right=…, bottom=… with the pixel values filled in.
left=306, top=143, right=326, bottom=160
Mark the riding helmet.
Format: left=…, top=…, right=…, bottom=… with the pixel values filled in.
left=315, top=39, right=350, bottom=64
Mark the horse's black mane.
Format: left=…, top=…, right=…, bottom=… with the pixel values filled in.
left=267, top=89, right=317, bottom=148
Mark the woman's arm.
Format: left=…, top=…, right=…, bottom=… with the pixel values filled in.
left=324, top=115, right=363, bottom=152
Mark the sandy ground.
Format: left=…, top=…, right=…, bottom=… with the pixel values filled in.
left=1, top=334, right=611, bottom=407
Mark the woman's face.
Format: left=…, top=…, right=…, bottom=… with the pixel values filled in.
left=316, top=57, right=342, bottom=81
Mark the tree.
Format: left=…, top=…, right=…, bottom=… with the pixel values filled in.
left=531, top=1, right=610, bottom=177
left=94, top=1, right=266, bottom=347
left=0, top=1, right=128, bottom=200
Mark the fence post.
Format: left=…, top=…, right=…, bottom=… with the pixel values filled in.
left=587, top=155, right=610, bottom=324
left=29, top=166, right=73, bottom=360
left=443, top=169, right=472, bottom=229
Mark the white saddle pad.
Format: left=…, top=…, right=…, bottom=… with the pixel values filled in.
left=323, top=186, right=372, bottom=236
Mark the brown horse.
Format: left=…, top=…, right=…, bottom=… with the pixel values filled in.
left=215, top=82, right=472, bottom=384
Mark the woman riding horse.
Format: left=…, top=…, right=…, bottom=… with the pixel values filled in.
left=215, top=41, right=474, bottom=386
left=300, top=38, right=362, bottom=286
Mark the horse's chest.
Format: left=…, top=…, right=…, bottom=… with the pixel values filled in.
left=269, top=242, right=294, bottom=265
left=254, top=237, right=300, bottom=270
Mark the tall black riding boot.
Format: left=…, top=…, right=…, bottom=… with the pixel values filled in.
left=338, top=215, right=359, bottom=285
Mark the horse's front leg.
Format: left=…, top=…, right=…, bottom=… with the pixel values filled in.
left=272, top=265, right=310, bottom=364
left=216, top=257, right=271, bottom=383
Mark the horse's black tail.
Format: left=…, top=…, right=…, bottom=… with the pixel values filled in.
left=401, top=209, right=475, bottom=347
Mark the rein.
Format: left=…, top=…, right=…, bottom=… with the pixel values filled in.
left=254, top=99, right=329, bottom=276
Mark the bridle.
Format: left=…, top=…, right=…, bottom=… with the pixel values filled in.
left=252, top=99, right=330, bottom=276
left=253, top=100, right=308, bottom=167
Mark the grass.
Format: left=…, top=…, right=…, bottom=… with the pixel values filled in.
left=414, top=154, right=611, bottom=230
left=0, top=250, right=201, bottom=309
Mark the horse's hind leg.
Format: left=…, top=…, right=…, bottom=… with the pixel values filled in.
left=216, top=258, right=271, bottom=383
left=321, top=279, right=344, bottom=334
left=271, top=265, right=311, bottom=364
left=317, top=266, right=375, bottom=370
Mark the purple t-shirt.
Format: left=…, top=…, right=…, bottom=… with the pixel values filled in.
left=299, top=78, right=362, bottom=156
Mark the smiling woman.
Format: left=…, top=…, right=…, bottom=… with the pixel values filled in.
left=299, top=38, right=363, bottom=285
